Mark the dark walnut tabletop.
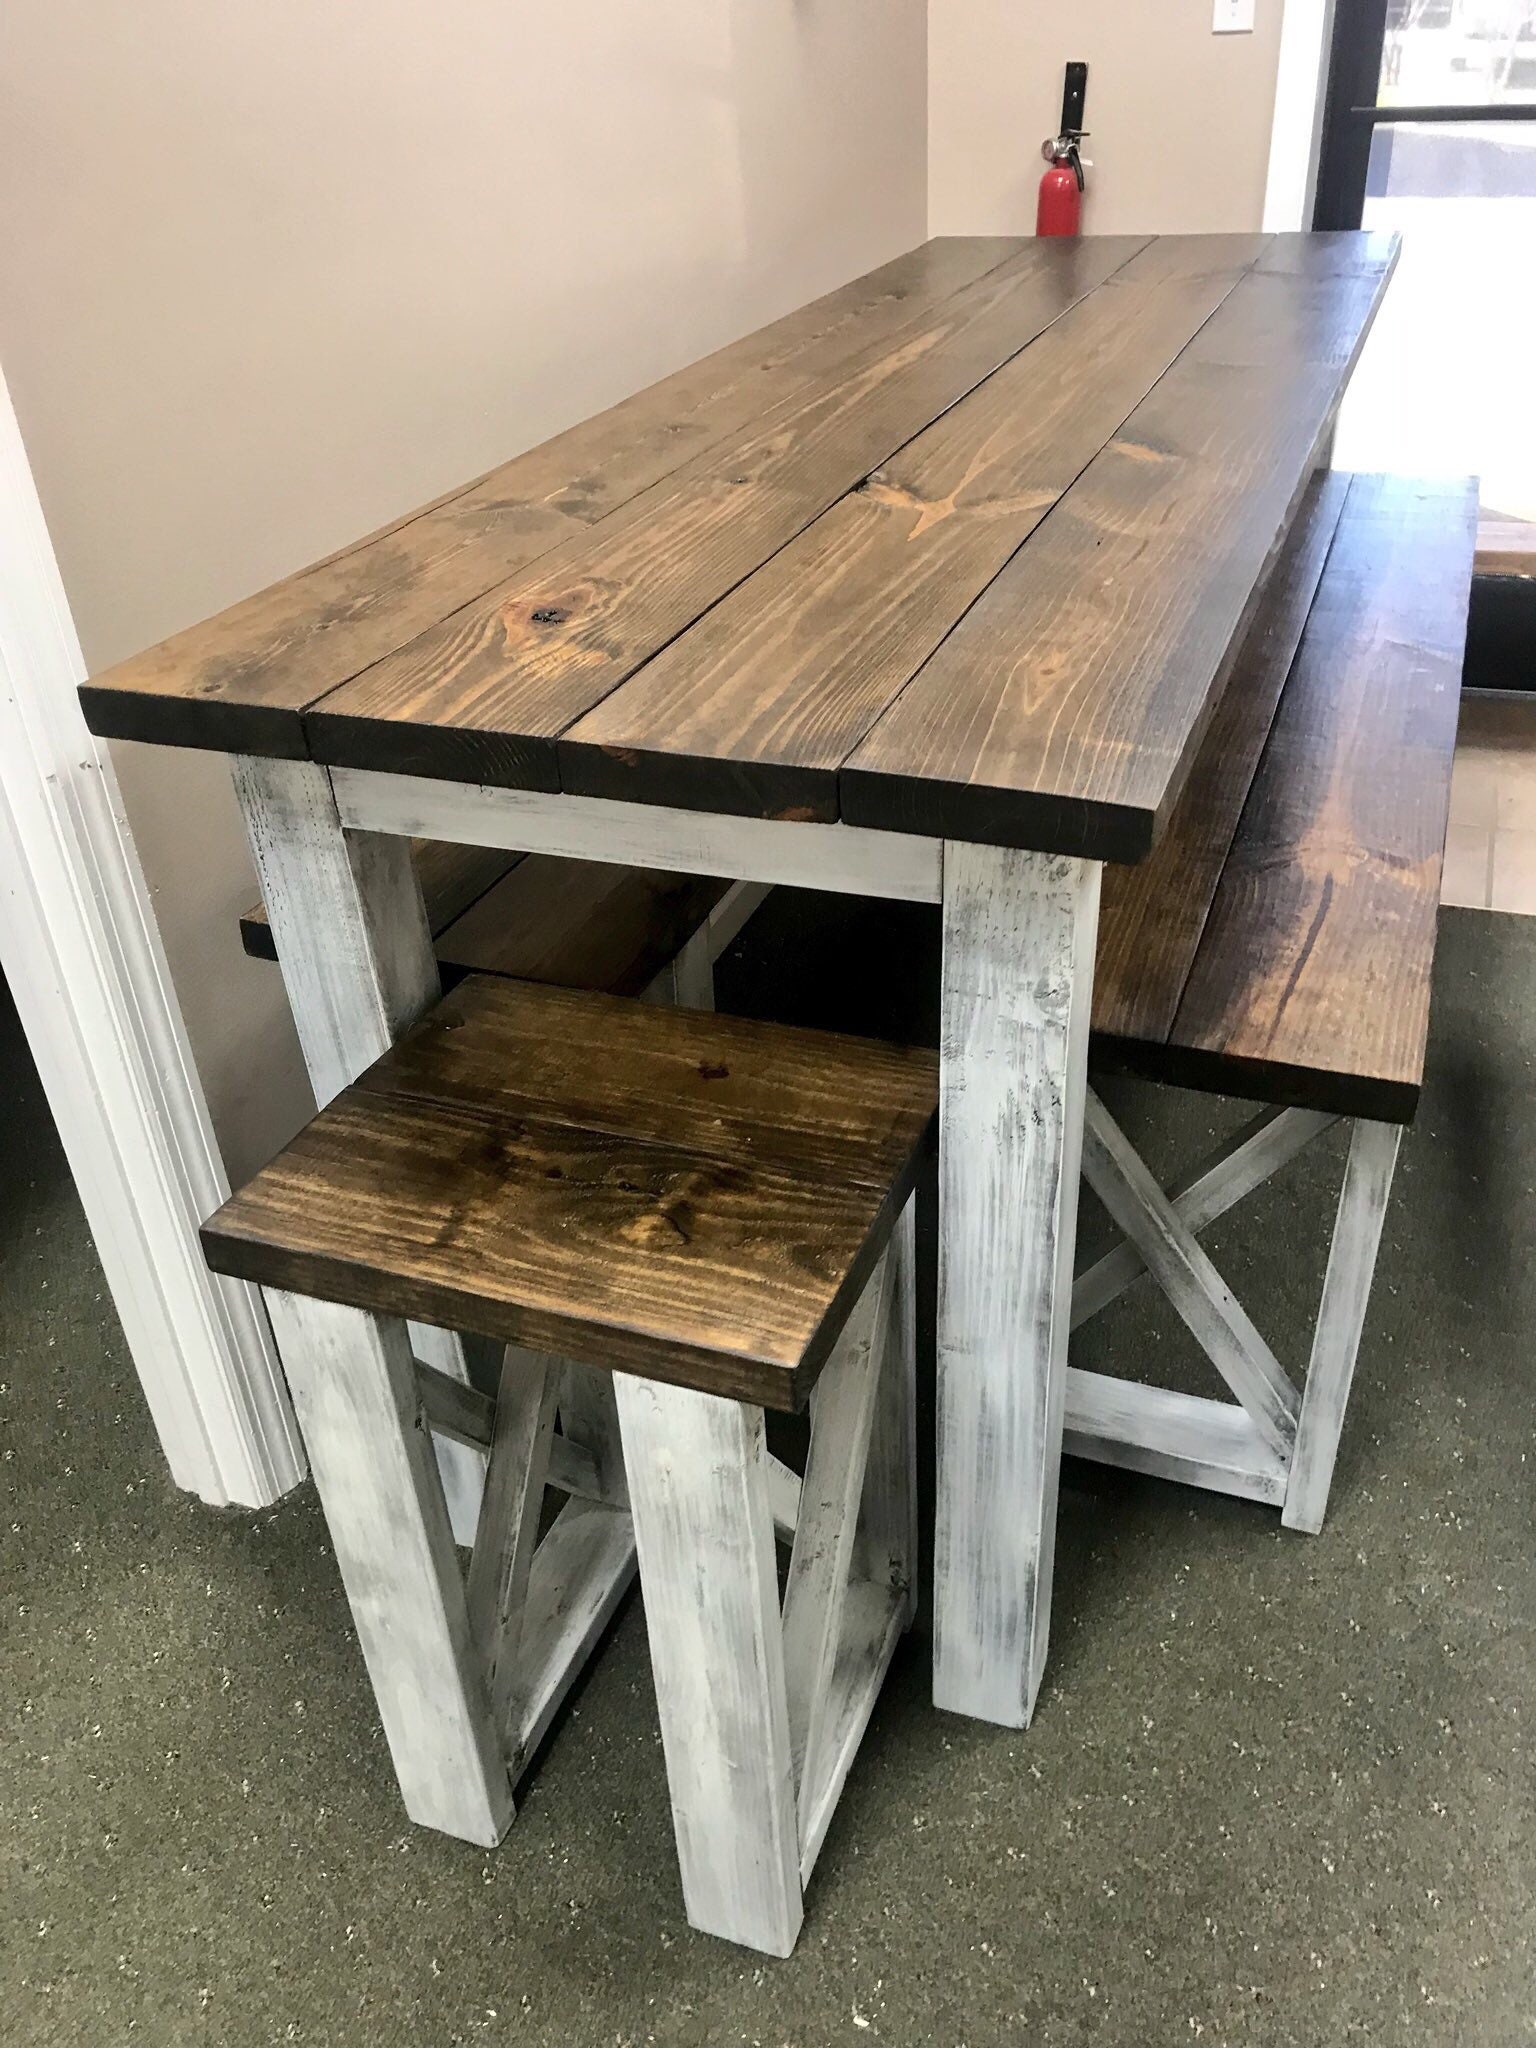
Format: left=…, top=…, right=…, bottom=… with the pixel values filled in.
left=80, top=231, right=1397, bottom=864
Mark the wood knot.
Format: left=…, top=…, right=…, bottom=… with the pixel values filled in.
left=697, top=1060, right=729, bottom=1082
left=619, top=1207, right=692, bottom=1249
left=530, top=605, right=570, bottom=626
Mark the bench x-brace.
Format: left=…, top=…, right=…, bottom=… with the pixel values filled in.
left=1066, top=1092, right=1403, bottom=1533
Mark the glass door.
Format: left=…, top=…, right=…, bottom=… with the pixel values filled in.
left=1316, top=0, right=1536, bottom=521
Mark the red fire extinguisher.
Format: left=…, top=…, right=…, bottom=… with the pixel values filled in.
left=1037, top=61, right=1089, bottom=237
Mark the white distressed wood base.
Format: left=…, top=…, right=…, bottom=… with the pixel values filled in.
left=932, top=845, right=1101, bottom=1731
left=1068, top=1102, right=1402, bottom=1536
left=265, top=1299, right=639, bottom=1843
left=615, top=1217, right=916, bottom=1956
left=262, top=1291, right=514, bottom=1847
left=1064, top=1369, right=1287, bottom=1505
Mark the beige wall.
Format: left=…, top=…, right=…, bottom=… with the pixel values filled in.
left=929, top=0, right=1284, bottom=237
left=0, top=0, right=927, bottom=1181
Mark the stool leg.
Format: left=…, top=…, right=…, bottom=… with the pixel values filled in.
left=1282, top=1118, right=1403, bottom=1534
left=613, top=1376, right=801, bottom=1957
left=855, top=1198, right=920, bottom=1628
left=263, top=1290, right=513, bottom=1847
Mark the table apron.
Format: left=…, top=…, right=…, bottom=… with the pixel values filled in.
left=329, top=768, right=944, bottom=906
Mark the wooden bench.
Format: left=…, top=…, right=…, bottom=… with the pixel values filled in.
left=202, top=975, right=936, bottom=1956
left=242, top=842, right=768, bottom=1008
left=1069, top=470, right=1477, bottom=1531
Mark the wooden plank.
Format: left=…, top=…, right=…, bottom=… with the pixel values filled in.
left=80, top=237, right=1036, bottom=755
left=241, top=839, right=519, bottom=962
left=348, top=971, right=939, bottom=1192
left=413, top=1354, right=495, bottom=1450
left=262, top=1291, right=513, bottom=1845
left=465, top=1347, right=559, bottom=1729
left=932, top=846, right=1099, bottom=1731
left=782, top=1257, right=888, bottom=1814
left=559, top=237, right=1266, bottom=820
left=840, top=250, right=1397, bottom=857
left=431, top=858, right=727, bottom=998
left=1283, top=1118, right=1402, bottom=1533
left=613, top=1377, right=803, bottom=1956
left=558, top=1362, right=629, bottom=1509
left=1169, top=474, right=1476, bottom=1121
left=201, top=975, right=936, bottom=1410
left=1063, top=1370, right=1288, bottom=1506
left=1072, top=1105, right=1336, bottom=1329
left=797, top=1576, right=907, bottom=1885
left=1256, top=229, right=1401, bottom=276
left=331, top=767, right=945, bottom=905
left=507, top=1493, right=637, bottom=1774
left=1080, top=1092, right=1299, bottom=1458
left=1092, top=470, right=1350, bottom=1045
left=853, top=1197, right=919, bottom=1622
left=303, top=239, right=1148, bottom=787
left=201, top=1087, right=917, bottom=1411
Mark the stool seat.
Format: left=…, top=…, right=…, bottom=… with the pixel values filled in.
left=203, top=974, right=937, bottom=1411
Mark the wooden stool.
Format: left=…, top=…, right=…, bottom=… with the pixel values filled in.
left=201, top=974, right=937, bottom=1955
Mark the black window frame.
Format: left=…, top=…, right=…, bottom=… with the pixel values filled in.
left=1313, top=0, right=1536, bottom=229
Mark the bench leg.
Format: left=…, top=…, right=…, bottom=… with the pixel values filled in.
left=933, top=843, right=1100, bottom=1729
left=1282, top=1118, right=1403, bottom=1534
left=231, top=753, right=487, bottom=1545
left=261, top=1290, right=513, bottom=1848
left=614, top=1376, right=802, bottom=1956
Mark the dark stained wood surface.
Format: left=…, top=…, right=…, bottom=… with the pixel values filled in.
left=80, top=235, right=1032, bottom=756
left=303, top=236, right=1146, bottom=788
left=201, top=976, right=939, bottom=1409
left=839, top=250, right=1397, bottom=856
left=1166, top=473, right=1475, bottom=1120
left=79, top=233, right=1401, bottom=867
left=1092, top=470, right=1351, bottom=1044
left=1093, top=473, right=1476, bottom=1122
left=558, top=235, right=1265, bottom=819
left=428, top=860, right=727, bottom=998
left=240, top=836, right=728, bottom=999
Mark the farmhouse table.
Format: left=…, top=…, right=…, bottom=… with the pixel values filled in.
left=82, top=229, right=1397, bottom=1731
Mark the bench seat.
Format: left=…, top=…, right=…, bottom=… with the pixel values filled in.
left=242, top=841, right=739, bottom=1001
left=1093, top=470, right=1477, bottom=1122
left=1069, top=469, right=1476, bottom=1534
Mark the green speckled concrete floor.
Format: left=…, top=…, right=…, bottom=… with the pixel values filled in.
left=2, top=903, right=1532, bottom=2047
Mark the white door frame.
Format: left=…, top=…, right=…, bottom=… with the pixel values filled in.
left=0, top=363, right=303, bottom=1508
left=1263, top=0, right=1338, bottom=230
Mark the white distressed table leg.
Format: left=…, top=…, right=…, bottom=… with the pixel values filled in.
left=933, top=844, right=1100, bottom=1729
left=614, top=1375, right=801, bottom=1956
left=262, top=1289, right=513, bottom=1846
left=230, top=754, right=485, bottom=1541
left=1282, top=1117, right=1403, bottom=1534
